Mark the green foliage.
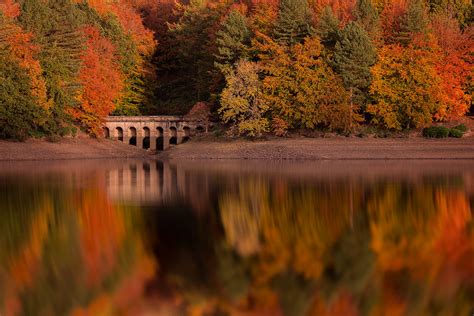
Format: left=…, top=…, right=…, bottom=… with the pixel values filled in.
left=354, top=0, right=381, bottom=41
left=0, top=52, right=46, bottom=140
left=273, top=0, right=314, bottom=45
left=396, top=0, right=430, bottom=45
left=422, top=126, right=450, bottom=138
left=156, top=0, right=227, bottom=113
left=18, top=0, right=86, bottom=133
left=316, top=6, right=341, bottom=49
left=332, top=22, right=377, bottom=109
left=448, top=128, right=464, bottom=138
left=452, top=124, right=468, bottom=133
left=215, top=10, right=251, bottom=74
left=219, top=60, right=269, bottom=137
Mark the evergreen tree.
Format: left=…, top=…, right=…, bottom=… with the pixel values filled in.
left=332, top=22, right=377, bottom=109
left=316, top=6, right=341, bottom=49
left=354, top=0, right=381, bottom=42
left=273, top=0, right=313, bottom=46
left=396, top=0, right=430, bottom=45
left=156, top=0, right=227, bottom=113
left=215, top=10, right=251, bottom=74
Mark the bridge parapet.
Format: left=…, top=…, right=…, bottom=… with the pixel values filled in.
left=103, top=115, right=206, bottom=151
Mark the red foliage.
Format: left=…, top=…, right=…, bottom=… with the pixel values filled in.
left=73, top=26, right=123, bottom=134
left=381, top=0, right=408, bottom=43
left=0, top=0, right=20, bottom=18
left=432, top=13, right=473, bottom=119
left=313, top=0, right=356, bottom=24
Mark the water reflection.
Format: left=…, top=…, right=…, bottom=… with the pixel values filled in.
left=0, top=160, right=473, bottom=316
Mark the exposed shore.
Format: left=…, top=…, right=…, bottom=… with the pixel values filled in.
left=0, top=136, right=473, bottom=161
left=0, top=138, right=150, bottom=161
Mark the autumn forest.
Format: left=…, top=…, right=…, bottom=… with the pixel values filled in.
left=0, top=0, right=473, bottom=139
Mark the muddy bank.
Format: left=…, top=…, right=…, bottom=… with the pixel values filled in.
left=164, top=137, right=474, bottom=160
left=0, top=138, right=151, bottom=161
left=0, top=136, right=473, bottom=161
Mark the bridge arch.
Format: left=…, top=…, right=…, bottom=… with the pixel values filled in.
left=156, top=127, right=164, bottom=151
left=169, top=127, right=178, bottom=145
left=103, top=127, right=110, bottom=138
left=196, top=126, right=204, bottom=134
left=182, top=126, right=191, bottom=143
left=115, top=127, right=123, bottom=141
left=142, top=127, right=151, bottom=149
left=129, top=127, right=137, bottom=146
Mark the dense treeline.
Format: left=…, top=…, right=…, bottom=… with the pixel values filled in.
left=0, top=0, right=155, bottom=138
left=0, top=0, right=473, bottom=139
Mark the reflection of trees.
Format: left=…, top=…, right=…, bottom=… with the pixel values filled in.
left=214, top=175, right=473, bottom=316
left=0, top=178, right=156, bottom=316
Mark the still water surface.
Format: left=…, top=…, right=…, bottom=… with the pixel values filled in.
left=0, top=159, right=473, bottom=316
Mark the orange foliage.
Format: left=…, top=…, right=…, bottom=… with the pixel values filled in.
left=249, top=0, right=279, bottom=33
left=432, top=13, right=473, bottom=120
left=73, top=26, right=123, bottom=134
left=82, top=0, right=155, bottom=55
left=0, top=0, right=20, bottom=18
left=313, top=0, right=356, bottom=23
left=380, top=0, right=407, bottom=43
left=1, top=21, right=49, bottom=109
left=8, top=199, right=53, bottom=290
left=310, top=292, right=359, bottom=316
left=77, top=187, right=125, bottom=286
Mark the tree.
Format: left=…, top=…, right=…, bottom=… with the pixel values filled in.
left=0, top=51, right=45, bottom=139
left=431, top=11, right=472, bottom=119
left=315, top=6, right=341, bottom=49
left=256, top=35, right=357, bottom=132
left=72, top=26, right=123, bottom=135
left=215, top=9, right=252, bottom=74
left=396, top=0, right=430, bottom=45
left=354, top=0, right=381, bottom=42
left=273, top=0, right=313, bottom=45
left=17, top=0, right=87, bottom=134
left=157, top=0, right=228, bottom=113
left=368, top=42, right=444, bottom=130
left=219, top=60, right=269, bottom=136
left=332, top=22, right=377, bottom=110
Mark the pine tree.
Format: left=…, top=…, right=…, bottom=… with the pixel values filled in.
left=396, top=0, right=430, bottom=45
left=215, top=10, right=251, bottom=74
left=354, top=0, right=381, bottom=42
left=316, top=6, right=340, bottom=49
left=332, top=22, right=377, bottom=110
left=273, top=0, right=314, bottom=45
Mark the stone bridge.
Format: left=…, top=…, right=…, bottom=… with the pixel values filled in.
left=103, top=116, right=206, bottom=151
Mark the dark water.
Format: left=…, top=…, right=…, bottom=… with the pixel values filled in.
left=0, top=159, right=473, bottom=316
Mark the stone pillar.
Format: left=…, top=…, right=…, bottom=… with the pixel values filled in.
left=149, top=136, right=157, bottom=151
left=162, top=134, right=171, bottom=150
left=123, top=135, right=130, bottom=145
left=176, top=130, right=185, bottom=144
left=136, top=137, right=144, bottom=149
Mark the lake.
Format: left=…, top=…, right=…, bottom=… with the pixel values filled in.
left=0, top=159, right=473, bottom=316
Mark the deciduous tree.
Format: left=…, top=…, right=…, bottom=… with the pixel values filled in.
left=219, top=60, right=269, bottom=136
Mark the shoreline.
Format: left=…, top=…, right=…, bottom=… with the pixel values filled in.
left=0, top=136, right=473, bottom=161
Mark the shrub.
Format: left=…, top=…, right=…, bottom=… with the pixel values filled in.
left=422, top=126, right=450, bottom=138
left=448, top=128, right=464, bottom=138
left=452, top=124, right=468, bottom=133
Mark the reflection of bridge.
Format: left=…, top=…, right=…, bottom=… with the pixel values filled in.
left=103, top=116, right=205, bottom=150
left=105, top=161, right=187, bottom=203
